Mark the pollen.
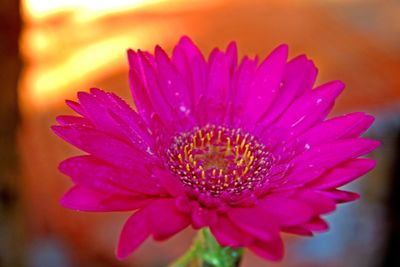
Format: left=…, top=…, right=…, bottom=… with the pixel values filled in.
left=167, top=125, right=273, bottom=196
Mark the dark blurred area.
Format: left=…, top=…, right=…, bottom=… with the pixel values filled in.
left=1, top=0, right=399, bottom=266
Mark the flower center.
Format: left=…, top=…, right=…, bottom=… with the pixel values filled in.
left=167, top=125, right=273, bottom=196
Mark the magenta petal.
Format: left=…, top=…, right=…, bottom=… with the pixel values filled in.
left=249, top=236, right=284, bottom=261
left=154, top=169, right=185, bottom=196
left=299, top=112, right=375, bottom=147
left=61, top=185, right=149, bottom=212
left=191, top=204, right=217, bottom=229
left=276, top=80, right=345, bottom=134
left=285, top=138, right=380, bottom=186
left=294, top=190, right=336, bottom=214
left=225, top=41, right=238, bottom=75
left=59, top=155, right=164, bottom=195
left=320, top=189, right=360, bottom=203
left=210, top=215, right=254, bottom=247
left=308, top=158, right=376, bottom=189
left=228, top=207, right=279, bottom=242
left=257, top=196, right=314, bottom=226
left=303, top=217, right=329, bottom=232
left=260, top=55, right=309, bottom=127
left=147, top=199, right=190, bottom=241
left=281, top=226, right=313, bottom=236
left=56, top=115, right=92, bottom=127
left=154, top=46, right=193, bottom=120
left=77, top=91, right=119, bottom=135
left=116, top=208, right=151, bottom=260
left=242, top=44, right=288, bottom=123
left=51, top=125, right=150, bottom=170
left=128, top=68, right=154, bottom=123
left=65, top=99, right=85, bottom=116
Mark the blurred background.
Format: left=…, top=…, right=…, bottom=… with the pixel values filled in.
left=0, top=0, right=399, bottom=266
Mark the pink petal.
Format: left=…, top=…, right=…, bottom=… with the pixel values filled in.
left=241, top=44, right=288, bottom=124
left=260, top=55, right=309, bottom=127
left=116, top=208, right=151, bottom=260
left=172, top=36, right=207, bottom=108
left=136, top=51, right=175, bottom=124
left=147, top=199, right=190, bottom=241
left=77, top=91, right=120, bottom=135
left=61, top=185, right=149, bottom=212
left=298, top=112, right=375, bottom=147
left=154, top=169, right=185, bottom=197
left=293, top=190, right=336, bottom=214
left=303, top=217, right=329, bottom=232
left=281, top=226, right=313, bottom=236
left=308, top=158, right=376, bottom=189
left=51, top=125, right=151, bottom=170
left=319, top=189, right=360, bottom=203
left=210, top=215, right=254, bottom=247
left=256, top=196, right=314, bottom=226
left=225, top=41, right=238, bottom=75
left=56, top=115, right=92, bottom=126
left=249, top=236, right=284, bottom=261
left=128, top=68, right=154, bottom=123
left=154, top=46, right=193, bottom=123
left=276, top=80, right=345, bottom=135
left=191, top=204, right=217, bottom=229
left=65, top=99, right=85, bottom=116
left=284, top=138, right=380, bottom=186
left=228, top=207, right=280, bottom=242
left=59, top=155, right=164, bottom=195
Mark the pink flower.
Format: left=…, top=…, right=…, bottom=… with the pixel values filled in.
left=52, top=36, right=379, bottom=261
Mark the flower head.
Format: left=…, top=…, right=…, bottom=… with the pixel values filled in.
left=52, top=37, right=379, bottom=261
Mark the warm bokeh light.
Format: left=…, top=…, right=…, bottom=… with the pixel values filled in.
left=19, top=0, right=226, bottom=113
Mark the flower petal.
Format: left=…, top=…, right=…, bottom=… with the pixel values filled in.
left=61, top=185, right=149, bottom=212
left=59, top=155, right=164, bottom=195
left=308, top=158, right=376, bottom=189
left=249, top=236, right=284, bottom=261
left=260, top=55, right=309, bottom=127
left=228, top=207, right=280, bottom=242
left=116, top=208, right=151, bottom=260
left=155, top=46, right=194, bottom=125
left=319, top=189, right=360, bottom=203
left=276, top=80, right=345, bottom=134
left=298, top=112, right=375, bottom=147
left=283, top=138, right=380, bottom=186
left=242, top=44, right=288, bottom=124
left=51, top=125, right=151, bottom=170
left=210, top=215, right=254, bottom=247
left=148, top=199, right=190, bottom=241
left=257, top=196, right=314, bottom=226
left=293, top=190, right=336, bottom=214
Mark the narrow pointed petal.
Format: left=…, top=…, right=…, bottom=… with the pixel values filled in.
left=308, top=158, right=376, bottom=189
left=276, top=80, right=345, bottom=134
left=210, top=215, right=254, bottom=247
left=228, top=207, right=280, bottom=242
left=51, top=125, right=151, bottom=170
left=148, top=199, right=190, bottom=241
left=116, top=208, right=151, bottom=260
left=299, top=112, right=375, bottom=147
left=61, top=185, right=150, bottom=212
left=283, top=138, right=380, bottom=186
left=59, top=155, right=164, bottom=195
left=249, top=236, right=284, bottom=261
left=155, top=46, right=193, bottom=122
left=241, top=44, right=288, bottom=123
left=319, top=189, right=360, bottom=203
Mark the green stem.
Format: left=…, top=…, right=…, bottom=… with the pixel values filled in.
left=169, top=228, right=243, bottom=267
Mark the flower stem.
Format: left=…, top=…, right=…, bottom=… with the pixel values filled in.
left=169, top=228, right=243, bottom=267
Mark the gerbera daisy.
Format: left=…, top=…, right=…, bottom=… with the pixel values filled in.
left=52, top=36, right=379, bottom=263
